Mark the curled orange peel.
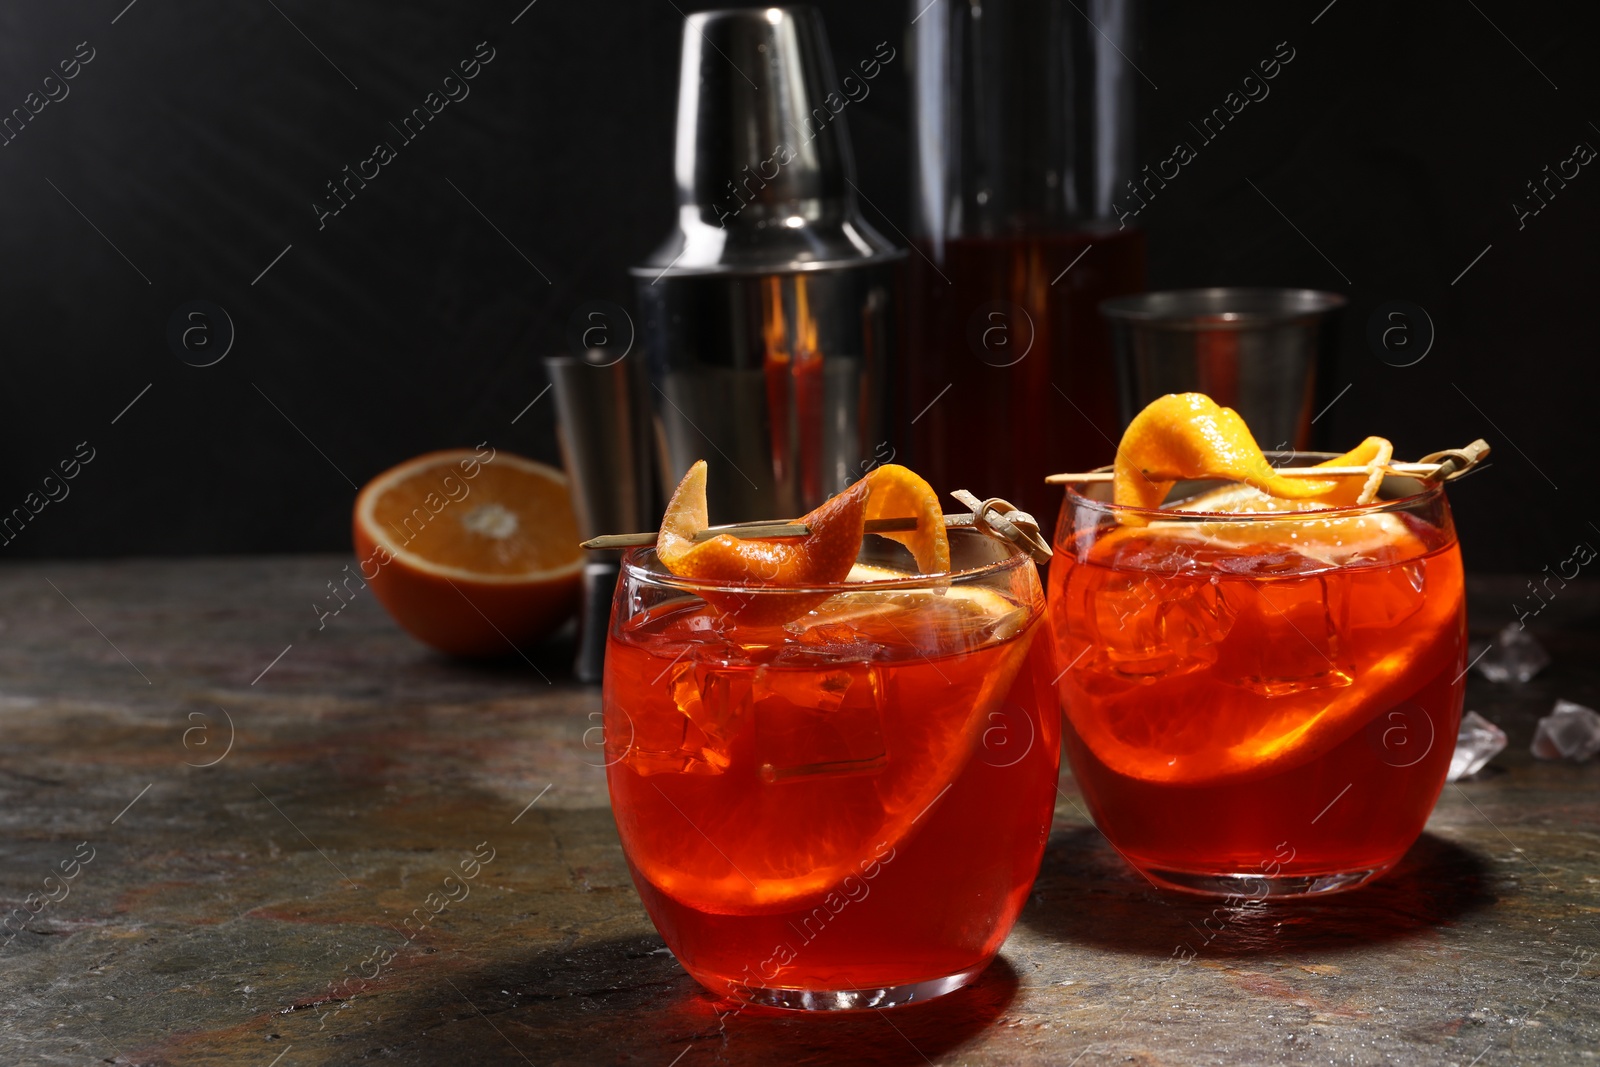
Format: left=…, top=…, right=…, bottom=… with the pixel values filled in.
left=654, top=461, right=951, bottom=624
left=1112, top=393, right=1393, bottom=511
left=861, top=464, right=951, bottom=575
left=657, top=461, right=867, bottom=588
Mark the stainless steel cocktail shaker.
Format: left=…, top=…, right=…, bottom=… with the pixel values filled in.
left=632, top=6, right=903, bottom=522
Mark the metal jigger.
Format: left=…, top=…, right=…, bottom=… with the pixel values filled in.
left=545, top=349, right=653, bottom=684
left=632, top=5, right=903, bottom=521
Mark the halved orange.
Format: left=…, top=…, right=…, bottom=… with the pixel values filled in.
left=352, top=448, right=582, bottom=656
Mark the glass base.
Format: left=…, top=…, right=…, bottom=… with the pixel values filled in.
left=1140, top=864, right=1391, bottom=899
left=719, top=962, right=987, bottom=1011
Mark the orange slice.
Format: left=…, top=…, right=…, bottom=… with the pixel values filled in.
left=657, top=461, right=867, bottom=626
left=862, top=463, right=950, bottom=574
left=617, top=585, right=1041, bottom=910
left=352, top=448, right=582, bottom=656
left=1058, top=565, right=1461, bottom=786
left=1112, top=394, right=1392, bottom=510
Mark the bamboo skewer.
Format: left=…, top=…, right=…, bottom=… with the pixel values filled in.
left=580, top=496, right=1054, bottom=565
left=1045, top=462, right=1440, bottom=485
left=1043, top=439, right=1491, bottom=486
left=580, top=516, right=920, bottom=551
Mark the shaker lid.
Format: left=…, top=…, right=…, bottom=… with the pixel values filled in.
left=633, top=6, right=901, bottom=277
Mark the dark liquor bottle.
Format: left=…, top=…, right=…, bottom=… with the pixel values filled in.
left=906, top=0, right=1147, bottom=528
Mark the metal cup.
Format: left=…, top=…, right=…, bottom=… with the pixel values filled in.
left=1101, top=288, right=1346, bottom=449
left=545, top=352, right=653, bottom=684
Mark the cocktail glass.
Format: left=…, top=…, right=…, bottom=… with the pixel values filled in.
left=1049, top=456, right=1465, bottom=896
left=603, top=528, right=1057, bottom=1008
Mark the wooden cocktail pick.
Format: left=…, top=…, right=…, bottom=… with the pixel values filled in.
left=579, top=493, right=1053, bottom=564
left=580, top=517, right=913, bottom=549
left=1043, top=439, right=1492, bottom=485
left=1415, top=439, right=1493, bottom=481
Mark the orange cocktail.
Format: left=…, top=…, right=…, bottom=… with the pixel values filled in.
left=604, top=526, right=1057, bottom=1008
left=1050, top=458, right=1465, bottom=896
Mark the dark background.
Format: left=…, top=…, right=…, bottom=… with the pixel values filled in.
left=0, top=1, right=1594, bottom=572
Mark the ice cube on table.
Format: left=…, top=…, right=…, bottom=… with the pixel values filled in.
left=1531, top=699, right=1600, bottom=762
left=1448, top=710, right=1507, bottom=781
left=1476, top=624, right=1551, bottom=684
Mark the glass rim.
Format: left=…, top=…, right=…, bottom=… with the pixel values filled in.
left=1099, top=287, right=1346, bottom=328
left=1060, top=451, right=1448, bottom=523
left=618, top=527, right=1034, bottom=596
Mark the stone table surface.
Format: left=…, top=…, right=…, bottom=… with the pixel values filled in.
left=0, top=557, right=1596, bottom=1066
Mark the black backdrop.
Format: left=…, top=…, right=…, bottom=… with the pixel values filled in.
left=0, top=1, right=1595, bottom=574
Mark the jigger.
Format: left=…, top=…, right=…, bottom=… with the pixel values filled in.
left=545, top=351, right=653, bottom=683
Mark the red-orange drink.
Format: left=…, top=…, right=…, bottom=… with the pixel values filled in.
left=1050, top=469, right=1466, bottom=896
left=604, top=530, right=1058, bottom=1008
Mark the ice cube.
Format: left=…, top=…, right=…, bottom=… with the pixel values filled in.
left=675, top=663, right=750, bottom=772
left=1341, top=560, right=1426, bottom=631
left=1531, top=699, right=1600, bottom=762
left=754, top=665, right=887, bottom=782
left=779, top=596, right=893, bottom=662
left=1104, top=534, right=1204, bottom=577
left=1476, top=624, right=1551, bottom=684
left=624, top=710, right=697, bottom=777
left=1217, top=574, right=1352, bottom=696
left=626, top=661, right=749, bottom=776
left=1083, top=572, right=1235, bottom=680
left=775, top=619, right=890, bottom=665
left=1211, top=548, right=1331, bottom=577
left=1448, top=710, right=1508, bottom=781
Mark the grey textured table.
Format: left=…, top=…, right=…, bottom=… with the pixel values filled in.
left=0, top=558, right=1595, bottom=1065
